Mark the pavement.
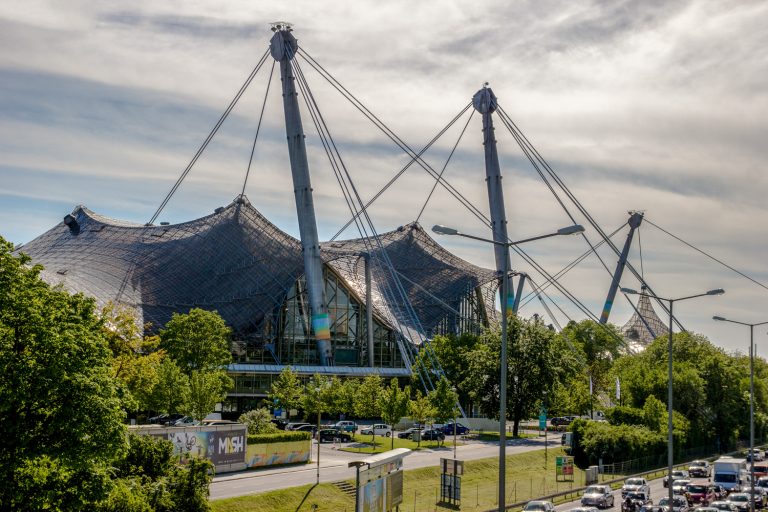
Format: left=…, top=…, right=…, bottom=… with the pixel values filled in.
left=210, top=431, right=562, bottom=500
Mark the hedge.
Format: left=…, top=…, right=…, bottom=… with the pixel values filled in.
left=248, top=431, right=311, bottom=445
left=571, top=418, right=665, bottom=467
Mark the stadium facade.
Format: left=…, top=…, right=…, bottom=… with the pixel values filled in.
left=18, top=195, right=500, bottom=413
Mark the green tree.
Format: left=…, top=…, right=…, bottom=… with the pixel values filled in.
left=408, top=390, right=435, bottom=447
left=467, top=314, right=566, bottom=436
left=149, top=358, right=190, bottom=414
left=331, top=377, right=359, bottom=421
left=355, top=374, right=384, bottom=450
left=302, top=374, right=334, bottom=431
left=380, top=378, right=410, bottom=449
left=413, top=333, right=479, bottom=411
left=429, top=377, right=459, bottom=447
left=0, top=238, right=127, bottom=509
left=239, top=408, right=279, bottom=435
left=269, top=366, right=303, bottom=420
left=159, top=308, right=232, bottom=373
left=183, top=370, right=228, bottom=422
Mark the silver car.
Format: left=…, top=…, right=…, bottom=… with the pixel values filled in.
left=582, top=485, right=615, bottom=509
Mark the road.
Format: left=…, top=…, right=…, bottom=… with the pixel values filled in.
left=210, top=432, right=562, bottom=500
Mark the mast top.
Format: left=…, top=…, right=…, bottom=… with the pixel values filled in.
left=472, top=83, right=497, bottom=114
left=270, top=22, right=298, bottom=61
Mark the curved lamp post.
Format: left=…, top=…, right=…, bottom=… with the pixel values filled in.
left=622, top=287, right=724, bottom=510
left=713, top=315, right=768, bottom=512
left=434, top=223, right=583, bottom=510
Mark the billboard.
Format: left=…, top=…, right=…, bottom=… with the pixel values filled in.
left=209, top=429, right=246, bottom=466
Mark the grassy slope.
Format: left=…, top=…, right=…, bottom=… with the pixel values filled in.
left=213, top=446, right=584, bottom=512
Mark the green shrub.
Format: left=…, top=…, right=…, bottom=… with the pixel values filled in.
left=606, top=406, right=645, bottom=426
left=574, top=420, right=665, bottom=466
left=248, top=431, right=311, bottom=445
left=239, top=408, right=279, bottom=435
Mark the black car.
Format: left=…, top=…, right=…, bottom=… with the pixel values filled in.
left=317, top=429, right=352, bottom=443
left=270, top=418, right=289, bottom=430
left=398, top=427, right=423, bottom=439
left=420, top=429, right=445, bottom=441
left=550, top=417, right=573, bottom=427
left=294, top=424, right=317, bottom=434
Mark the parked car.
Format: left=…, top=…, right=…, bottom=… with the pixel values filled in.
left=685, top=483, right=717, bottom=506
left=294, top=424, right=317, bottom=434
left=285, top=422, right=312, bottom=431
left=333, top=420, right=358, bottom=433
left=398, top=427, right=423, bottom=439
left=201, top=419, right=236, bottom=426
left=171, top=416, right=198, bottom=426
left=149, top=413, right=183, bottom=425
left=439, top=422, right=470, bottom=435
left=710, top=501, right=737, bottom=512
left=550, top=416, right=572, bottom=427
left=689, top=460, right=712, bottom=478
left=658, top=496, right=690, bottom=512
left=270, top=418, right=289, bottom=430
left=623, top=477, right=652, bottom=498
left=523, top=500, right=555, bottom=512
left=726, top=494, right=752, bottom=512
left=665, top=470, right=691, bottom=488
left=419, top=429, right=446, bottom=441
left=360, top=424, right=392, bottom=437
left=582, top=485, right=615, bottom=509
left=317, top=428, right=352, bottom=443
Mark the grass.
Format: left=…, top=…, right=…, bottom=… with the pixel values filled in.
left=212, top=446, right=586, bottom=512
left=336, top=433, right=461, bottom=454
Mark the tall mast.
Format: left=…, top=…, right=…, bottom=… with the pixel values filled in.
left=270, top=23, right=333, bottom=366
left=599, top=211, right=644, bottom=324
left=473, top=85, right=515, bottom=313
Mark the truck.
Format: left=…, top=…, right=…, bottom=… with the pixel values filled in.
left=713, top=457, right=748, bottom=492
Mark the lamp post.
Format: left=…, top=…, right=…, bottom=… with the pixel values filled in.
left=713, top=316, right=768, bottom=512
left=621, top=287, right=724, bottom=510
left=452, top=386, right=458, bottom=460
left=434, top=223, right=584, bottom=511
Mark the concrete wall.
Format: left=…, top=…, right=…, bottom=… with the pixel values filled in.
left=245, top=439, right=311, bottom=468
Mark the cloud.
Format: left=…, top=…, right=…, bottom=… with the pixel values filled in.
left=1, top=0, right=767, bottom=352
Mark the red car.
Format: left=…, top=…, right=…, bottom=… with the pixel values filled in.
left=686, top=483, right=716, bottom=505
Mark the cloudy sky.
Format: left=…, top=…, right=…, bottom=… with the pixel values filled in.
left=2, top=0, right=766, bottom=353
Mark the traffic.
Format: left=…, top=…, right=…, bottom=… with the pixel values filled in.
left=535, top=453, right=768, bottom=512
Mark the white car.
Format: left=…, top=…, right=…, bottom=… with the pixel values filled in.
left=360, top=423, right=392, bottom=437
left=622, top=477, right=651, bottom=497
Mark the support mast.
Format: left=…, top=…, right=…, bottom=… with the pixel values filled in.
left=473, top=85, right=514, bottom=313
left=599, top=211, right=644, bottom=324
left=270, top=23, right=333, bottom=365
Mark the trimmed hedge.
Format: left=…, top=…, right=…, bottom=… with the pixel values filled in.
left=248, top=431, right=311, bottom=445
left=571, top=418, right=665, bottom=467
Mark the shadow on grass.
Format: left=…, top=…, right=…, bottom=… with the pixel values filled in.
left=294, top=483, right=317, bottom=512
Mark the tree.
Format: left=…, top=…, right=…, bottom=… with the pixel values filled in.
left=269, top=366, right=303, bottom=419
left=355, top=374, right=384, bottom=450
left=331, top=377, right=359, bottom=421
left=159, top=308, right=232, bottom=374
left=149, top=358, right=190, bottom=414
left=239, top=408, right=278, bottom=435
left=0, top=238, right=127, bottom=509
left=302, top=374, right=334, bottom=432
left=408, top=390, right=435, bottom=447
left=184, top=370, right=228, bottom=422
left=429, top=377, right=459, bottom=447
left=102, top=302, right=166, bottom=414
left=413, top=333, right=479, bottom=412
left=380, top=378, right=410, bottom=449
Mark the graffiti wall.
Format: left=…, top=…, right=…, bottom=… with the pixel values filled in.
left=245, top=439, right=311, bottom=468
left=133, top=424, right=247, bottom=473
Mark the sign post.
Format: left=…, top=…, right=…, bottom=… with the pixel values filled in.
left=556, top=455, right=574, bottom=482
left=439, top=458, right=464, bottom=506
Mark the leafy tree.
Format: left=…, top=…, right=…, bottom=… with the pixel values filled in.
left=149, top=358, right=190, bottom=414
left=0, top=238, right=127, bottom=509
left=355, top=374, right=384, bottom=450
left=239, top=408, right=279, bottom=435
left=413, top=333, right=479, bottom=411
left=183, top=370, right=229, bottom=422
left=302, top=373, right=334, bottom=428
left=561, top=319, right=623, bottom=399
left=408, top=390, right=435, bottom=448
left=430, top=376, right=459, bottom=424
left=159, top=308, right=232, bottom=373
left=102, top=302, right=166, bottom=413
left=331, top=377, right=359, bottom=421
left=269, top=366, right=303, bottom=419
left=380, top=378, right=410, bottom=449
left=467, top=314, right=566, bottom=436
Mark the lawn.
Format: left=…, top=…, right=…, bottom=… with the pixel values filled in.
left=212, top=446, right=585, bottom=512
left=337, top=433, right=461, bottom=454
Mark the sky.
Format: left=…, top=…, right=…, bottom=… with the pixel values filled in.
left=1, top=0, right=767, bottom=354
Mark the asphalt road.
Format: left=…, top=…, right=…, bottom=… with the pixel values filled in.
left=210, top=432, right=562, bottom=500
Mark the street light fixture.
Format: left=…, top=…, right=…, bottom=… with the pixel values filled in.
left=434, top=223, right=584, bottom=511
left=621, top=287, right=724, bottom=510
left=713, top=315, right=768, bottom=512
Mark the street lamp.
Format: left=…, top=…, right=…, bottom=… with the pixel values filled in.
left=434, top=223, right=584, bottom=511
left=621, top=287, right=724, bottom=510
left=713, top=315, right=768, bottom=512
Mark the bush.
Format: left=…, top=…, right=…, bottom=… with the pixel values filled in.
left=247, top=431, right=311, bottom=445
left=238, top=408, right=278, bottom=435
left=574, top=420, right=665, bottom=467
left=606, top=406, right=645, bottom=427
